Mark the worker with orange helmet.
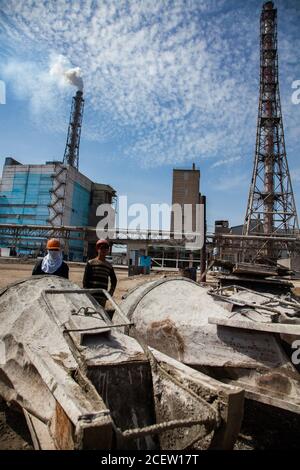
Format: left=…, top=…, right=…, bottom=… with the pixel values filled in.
left=83, top=239, right=117, bottom=308
left=32, top=238, right=69, bottom=278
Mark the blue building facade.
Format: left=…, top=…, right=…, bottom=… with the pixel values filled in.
left=0, top=158, right=92, bottom=260
left=0, top=159, right=53, bottom=225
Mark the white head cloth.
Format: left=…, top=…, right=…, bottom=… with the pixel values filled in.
left=41, top=251, right=63, bottom=274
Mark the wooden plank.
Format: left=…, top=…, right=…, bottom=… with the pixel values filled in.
left=218, top=274, right=293, bottom=287
left=23, top=410, right=56, bottom=450
left=233, top=262, right=277, bottom=277
left=208, top=316, right=300, bottom=335
left=222, top=379, right=300, bottom=415
left=150, top=347, right=244, bottom=395
left=50, top=401, right=75, bottom=450
left=210, top=387, right=245, bottom=450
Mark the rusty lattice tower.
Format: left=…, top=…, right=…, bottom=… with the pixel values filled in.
left=243, top=1, right=298, bottom=260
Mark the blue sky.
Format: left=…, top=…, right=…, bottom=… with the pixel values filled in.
left=0, top=0, right=300, bottom=233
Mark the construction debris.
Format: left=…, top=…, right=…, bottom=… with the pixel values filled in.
left=119, top=276, right=300, bottom=415
left=0, top=275, right=244, bottom=450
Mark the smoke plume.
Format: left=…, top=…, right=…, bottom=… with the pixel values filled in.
left=50, top=54, right=83, bottom=91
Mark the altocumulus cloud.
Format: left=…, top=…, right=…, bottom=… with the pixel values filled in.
left=0, top=0, right=299, bottom=168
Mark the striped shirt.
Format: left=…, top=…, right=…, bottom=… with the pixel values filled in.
left=83, top=258, right=117, bottom=304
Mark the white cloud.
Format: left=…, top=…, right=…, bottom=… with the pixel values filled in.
left=0, top=0, right=299, bottom=168
left=211, top=156, right=241, bottom=169
left=1, top=58, right=72, bottom=133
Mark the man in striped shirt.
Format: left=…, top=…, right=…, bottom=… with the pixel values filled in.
left=83, top=239, right=117, bottom=308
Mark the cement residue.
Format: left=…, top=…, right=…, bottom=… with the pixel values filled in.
left=154, top=373, right=214, bottom=450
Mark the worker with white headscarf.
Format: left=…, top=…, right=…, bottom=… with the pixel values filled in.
left=32, top=238, right=69, bottom=278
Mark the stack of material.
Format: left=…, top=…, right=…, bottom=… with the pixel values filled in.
left=232, top=263, right=278, bottom=277
left=208, top=284, right=300, bottom=343
left=214, top=261, right=293, bottom=293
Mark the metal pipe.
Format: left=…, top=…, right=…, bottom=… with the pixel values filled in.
left=212, top=234, right=298, bottom=241
left=199, top=195, right=206, bottom=282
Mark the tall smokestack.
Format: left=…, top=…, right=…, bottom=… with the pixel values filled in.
left=63, top=89, right=84, bottom=169
left=243, top=1, right=299, bottom=261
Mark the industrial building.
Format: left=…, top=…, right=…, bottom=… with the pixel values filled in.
left=132, top=162, right=203, bottom=271
left=170, top=163, right=200, bottom=237
left=0, top=157, right=116, bottom=260
left=0, top=88, right=116, bottom=260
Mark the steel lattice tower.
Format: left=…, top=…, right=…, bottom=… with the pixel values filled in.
left=63, top=90, right=84, bottom=169
left=48, top=90, right=84, bottom=227
left=243, top=1, right=298, bottom=260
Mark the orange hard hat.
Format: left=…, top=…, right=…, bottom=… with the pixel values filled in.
left=96, top=239, right=109, bottom=248
left=46, top=238, right=61, bottom=250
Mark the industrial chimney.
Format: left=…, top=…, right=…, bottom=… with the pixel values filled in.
left=63, top=90, right=84, bottom=169
left=243, top=1, right=299, bottom=260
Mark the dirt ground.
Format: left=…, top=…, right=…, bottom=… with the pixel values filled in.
left=0, top=260, right=300, bottom=450
left=0, top=261, right=164, bottom=302
left=0, top=399, right=33, bottom=450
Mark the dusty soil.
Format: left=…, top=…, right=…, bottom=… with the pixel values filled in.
left=0, top=261, right=94, bottom=290
left=0, top=399, right=33, bottom=450
left=0, top=260, right=300, bottom=450
left=0, top=261, right=165, bottom=300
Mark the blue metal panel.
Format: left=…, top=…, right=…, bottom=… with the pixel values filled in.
left=69, top=182, right=90, bottom=260
left=70, top=182, right=90, bottom=226
left=23, top=208, right=36, bottom=215
left=0, top=169, right=53, bottom=227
